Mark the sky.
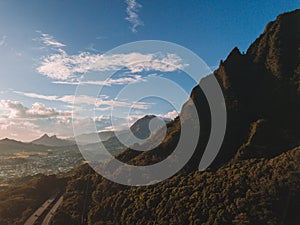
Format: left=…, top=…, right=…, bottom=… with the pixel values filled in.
left=0, top=0, right=298, bottom=141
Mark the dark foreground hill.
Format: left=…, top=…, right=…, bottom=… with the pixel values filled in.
left=53, top=147, right=299, bottom=225
left=0, top=9, right=299, bottom=225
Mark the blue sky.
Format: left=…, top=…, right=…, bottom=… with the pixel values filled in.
left=0, top=0, right=298, bottom=141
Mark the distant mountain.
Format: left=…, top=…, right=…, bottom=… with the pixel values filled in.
left=71, top=116, right=171, bottom=145
left=0, top=138, right=50, bottom=152
left=79, top=115, right=172, bottom=156
left=68, top=131, right=115, bottom=145
left=130, top=115, right=170, bottom=139
left=32, top=134, right=75, bottom=147
left=103, top=115, right=170, bottom=147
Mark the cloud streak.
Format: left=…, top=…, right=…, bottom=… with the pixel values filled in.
left=53, top=75, right=146, bottom=86
left=157, top=110, right=178, bottom=119
left=0, top=99, right=153, bottom=141
left=14, top=91, right=152, bottom=110
left=14, top=91, right=58, bottom=101
left=125, top=0, right=143, bottom=33
left=37, top=49, right=187, bottom=80
left=37, top=32, right=66, bottom=48
left=0, top=100, right=71, bottom=119
left=0, top=35, right=7, bottom=47
left=0, top=98, right=177, bottom=141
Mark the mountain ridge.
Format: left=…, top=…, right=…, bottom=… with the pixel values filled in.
left=32, top=133, right=75, bottom=147
left=0, top=138, right=51, bottom=152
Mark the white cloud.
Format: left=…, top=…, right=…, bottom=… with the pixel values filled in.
left=35, top=32, right=187, bottom=81
left=0, top=100, right=82, bottom=140
left=61, top=95, right=151, bottom=109
left=126, top=110, right=178, bottom=125
left=0, top=35, right=7, bottom=47
left=59, top=95, right=151, bottom=110
left=37, top=32, right=66, bottom=48
left=157, top=110, right=178, bottom=119
left=37, top=49, right=73, bottom=80
left=0, top=100, right=71, bottom=119
left=0, top=99, right=177, bottom=141
left=53, top=75, right=146, bottom=86
left=0, top=98, right=153, bottom=141
left=14, top=91, right=58, bottom=101
left=14, top=91, right=152, bottom=110
left=86, top=43, right=99, bottom=52
left=96, top=36, right=107, bottom=40
left=37, top=49, right=187, bottom=80
left=0, top=118, right=43, bottom=141
left=125, top=0, right=143, bottom=33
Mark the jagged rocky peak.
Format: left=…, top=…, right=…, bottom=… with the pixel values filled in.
left=41, top=133, right=49, bottom=138
left=227, top=46, right=242, bottom=58
left=247, top=9, right=300, bottom=79
left=130, top=115, right=159, bottom=139
left=215, top=46, right=249, bottom=89
left=40, top=134, right=57, bottom=139
left=141, top=115, right=156, bottom=120
left=0, top=137, right=20, bottom=143
left=215, top=9, right=300, bottom=91
left=32, top=133, right=74, bottom=147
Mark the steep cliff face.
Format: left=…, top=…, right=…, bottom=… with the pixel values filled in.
left=94, top=9, right=300, bottom=170
left=202, top=9, right=300, bottom=166
left=247, top=9, right=300, bottom=81
left=51, top=9, right=300, bottom=225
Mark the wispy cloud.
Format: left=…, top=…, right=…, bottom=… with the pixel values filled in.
left=0, top=99, right=142, bottom=141
left=0, top=35, right=7, bottom=47
left=14, top=91, right=152, bottom=110
left=14, top=91, right=58, bottom=101
left=35, top=31, right=66, bottom=48
left=96, top=36, right=107, bottom=40
left=0, top=117, right=42, bottom=141
left=53, top=75, right=146, bottom=86
left=157, top=110, right=178, bottom=119
left=124, top=110, right=178, bottom=128
left=125, top=0, right=144, bottom=33
left=37, top=49, right=187, bottom=80
left=35, top=32, right=187, bottom=81
left=0, top=98, right=175, bottom=141
left=86, top=43, right=100, bottom=52
left=0, top=100, right=71, bottom=119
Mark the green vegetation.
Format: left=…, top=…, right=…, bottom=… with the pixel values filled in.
left=0, top=174, right=66, bottom=225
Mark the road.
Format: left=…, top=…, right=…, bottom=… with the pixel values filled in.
left=41, top=195, right=64, bottom=225
left=81, top=167, right=92, bottom=225
left=23, top=195, right=57, bottom=225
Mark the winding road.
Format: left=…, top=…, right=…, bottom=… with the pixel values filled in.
left=23, top=195, right=57, bottom=225
left=41, top=195, right=64, bottom=225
